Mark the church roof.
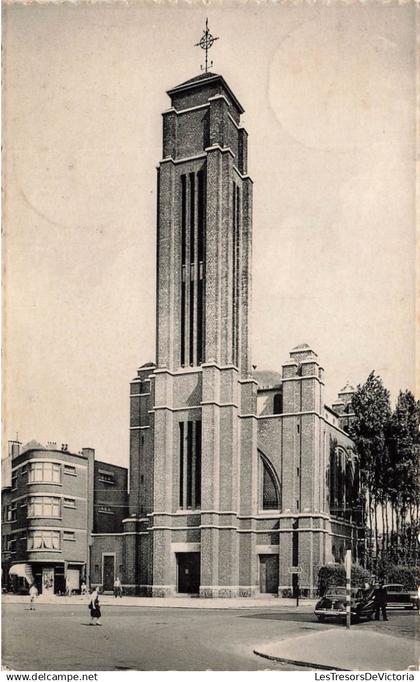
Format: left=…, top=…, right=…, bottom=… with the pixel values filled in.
left=167, top=72, right=245, bottom=114
left=289, top=342, right=318, bottom=357
left=292, top=343, right=311, bottom=350
left=339, top=382, right=355, bottom=394
left=175, top=72, right=219, bottom=87
left=253, top=369, right=282, bottom=390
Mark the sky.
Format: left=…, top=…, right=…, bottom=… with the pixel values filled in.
left=3, top=2, right=416, bottom=466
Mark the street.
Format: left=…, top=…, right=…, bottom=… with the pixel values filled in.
left=2, top=603, right=416, bottom=671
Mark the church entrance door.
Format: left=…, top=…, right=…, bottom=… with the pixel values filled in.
left=176, top=553, right=200, bottom=594
left=102, top=555, right=115, bottom=593
left=259, top=555, right=279, bottom=594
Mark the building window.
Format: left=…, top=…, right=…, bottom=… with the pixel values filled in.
left=273, top=390, right=283, bottom=414
left=179, top=420, right=201, bottom=509
left=180, top=170, right=206, bottom=368
left=232, top=182, right=240, bottom=367
left=63, top=531, right=75, bottom=542
left=27, top=530, right=60, bottom=551
left=97, top=506, right=113, bottom=514
left=29, top=462, right=61, bottom=484
left=11, top=474, right=17, bottom=490
left=64, top=464, right=76, bottom=476
left=63, top=497, right=76, bottom=508
left=98, top=471, right=115, bottom=484
left=6, top=505, right=12, bottom=521
left=260, top=453, right=280, bottom=510
left=140, top=475, right=144, bottom=484
left=10, top=504, right=17, bottom=522
left=8, top=539, right=16, bottom=553
left=28, top=496, right=61, bottom=518
left=197, top=169, right=205, bottom=365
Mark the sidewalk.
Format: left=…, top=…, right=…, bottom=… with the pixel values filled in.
left=254, top=628, right=419, bottom=671
left=2, top=593, right=316, bottom=610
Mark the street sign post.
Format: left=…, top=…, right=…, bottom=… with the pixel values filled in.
left=289, top=567, right=302, bottom=606
left=345, top=549, right=351, bottom=630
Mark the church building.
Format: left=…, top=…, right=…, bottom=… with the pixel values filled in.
left=91, top=67, right=360, bottom=597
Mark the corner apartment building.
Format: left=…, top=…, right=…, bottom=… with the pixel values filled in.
left=2, top=440, right=127, bottom=594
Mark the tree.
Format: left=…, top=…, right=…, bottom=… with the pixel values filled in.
left=388, top=391, right=420, bottom=563
left=349, top=372, right=391, bottom=567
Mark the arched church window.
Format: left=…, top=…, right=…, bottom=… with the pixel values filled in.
left=260, top=454, right=280, bottom=510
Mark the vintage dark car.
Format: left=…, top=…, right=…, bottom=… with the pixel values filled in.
left=384, top=583, right=417, bottom=609
left=314, top=586, right=375, bottom=623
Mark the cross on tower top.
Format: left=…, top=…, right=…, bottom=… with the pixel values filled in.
left=194, top=18, right=219, bottom=73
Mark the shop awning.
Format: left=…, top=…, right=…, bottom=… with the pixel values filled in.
left=9, top=564, right=34, bottom=583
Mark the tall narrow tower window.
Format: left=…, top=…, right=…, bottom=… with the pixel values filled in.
left=197, top=169, right=205, bottom=365
left=179, top=422, right=185, bottom=507
left=179, top=420, right=202, bottom=509
left=181, top=175, right=187, bottom=266
left=232, top=183, right=241, bottom=366
left=189, top=173, right=195, bottom=257
left=181, top=175, right=187, bottom=367
left=189, top=173, right=195, bottom=365
left=179, top=170, right=206, bottom=368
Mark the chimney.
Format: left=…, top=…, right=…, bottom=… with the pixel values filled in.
left=8, top=440, right=21, bottom=459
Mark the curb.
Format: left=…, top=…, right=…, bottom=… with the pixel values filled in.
left=2, top=599, right=315, bottom=611
left=253, top=649, right=348, bottom=671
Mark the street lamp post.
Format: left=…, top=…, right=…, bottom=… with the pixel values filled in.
left=345, top=549, right=352, bottom=630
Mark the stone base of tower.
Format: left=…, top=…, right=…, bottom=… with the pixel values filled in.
left=151, top=585, right=176, bottom=598
left=199, top=586, right=259, bottom=598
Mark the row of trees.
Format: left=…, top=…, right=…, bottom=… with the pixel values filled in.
left=349, top=372, right=419, bottom=569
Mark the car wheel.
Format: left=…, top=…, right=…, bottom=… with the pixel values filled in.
left=317, top=615, right=325, bottom=622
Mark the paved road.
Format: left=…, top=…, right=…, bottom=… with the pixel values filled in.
left=2, top=603, right=416, bottom=671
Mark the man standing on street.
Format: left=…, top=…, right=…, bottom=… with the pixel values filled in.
left=374, top=581, right=388, bottom=621
left=114, top=576, right=122, bottom=598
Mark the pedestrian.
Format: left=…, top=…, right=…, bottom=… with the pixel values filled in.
left=81, top=581, right=87, bottom=596
left=29, top=583, right=38, bottom=611
left=88, top=587, right=102, bottom=626
left=373, top=581, right=388, bottom=621
left=113, top=576, right=122, bottom=598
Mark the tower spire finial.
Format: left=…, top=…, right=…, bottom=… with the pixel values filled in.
left=194, top=18, right=219, bottom=73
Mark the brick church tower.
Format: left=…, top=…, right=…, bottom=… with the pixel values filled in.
left=126, top=71, right=258, bottom=597
left=119, top=69, right=359, bottom=598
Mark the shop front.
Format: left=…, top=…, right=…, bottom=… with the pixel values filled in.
left=29, top=562, right=85, bottom=595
